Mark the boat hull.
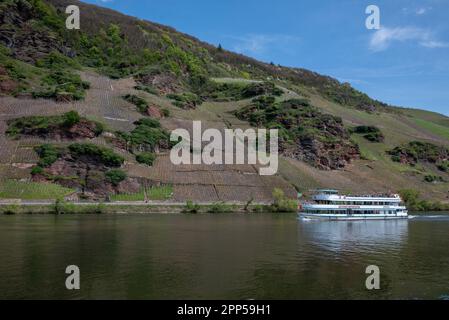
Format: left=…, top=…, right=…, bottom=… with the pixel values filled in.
left=298, top=212, right=408, bottom=221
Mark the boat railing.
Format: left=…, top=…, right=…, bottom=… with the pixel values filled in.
left=316, top=193, right=400, bottom=199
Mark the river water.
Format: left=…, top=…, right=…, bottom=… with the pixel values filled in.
left=0, top=213, right=448, bottom=300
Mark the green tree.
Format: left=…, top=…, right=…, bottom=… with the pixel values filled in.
left=136, top=152, right=156, bottom=166
left=399, top=189, right=420, bottom=209
left=63, top=111, right=81, bottom=127
left=105, top=169, right=127, bottom=186
left=272, top=188, right=297, bottom=213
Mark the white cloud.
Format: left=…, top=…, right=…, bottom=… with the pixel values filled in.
left=369, top=27, right=448, bottom=51
left=229, top=34, right=301, bottom=56
left=402, top=6, right=432, bottom=15
left=421, top=40, right=449, bottom=48
left=416, top=7, right=432, bottom=15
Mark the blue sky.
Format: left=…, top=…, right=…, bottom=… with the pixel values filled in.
left=84, top=0, right=449, bottom=116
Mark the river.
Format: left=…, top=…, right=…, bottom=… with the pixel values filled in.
left=0, top=213, right=448, bottom=299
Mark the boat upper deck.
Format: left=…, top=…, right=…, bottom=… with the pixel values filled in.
left=311, top=190, right=402, bottom=203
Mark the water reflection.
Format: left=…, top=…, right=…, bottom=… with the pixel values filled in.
left=298, top=219, right=409, bottom=254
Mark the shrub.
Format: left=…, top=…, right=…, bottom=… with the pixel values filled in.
left=54, top=198, right=66, bottom=215
left=130, top=126, right=167, bottom=150
left=193, top=80, right=283, bottom=102
left=271, top=188, right=297, bottom=213
left=136, top=152, right=156, bottom=166
left=162, top=108, right=170, bottom=117
left=437, top=160, right=449, bottom=172
left=53, top=199, right=80, bottom=215
left=68, top=143, right=124, bottom=167
left=36, top=51, right=80, bottom=70
left=241, top=82, right=283, bottom=98
left=423, top=175, right=444, bottom=183
left=184, top=200, right=200, bottom=214
left=35, top=144, right=61, bottom=167
left=399, top=189, right=420, bottom=208
left=31, top=166, right=44, bottom=175
left=105, top=169, right=127, bottom=186
left=398, top=189, right=449, bottom=211
left=134, top=85, right=159, bottom=95
left=207, top=202, right=233, bottom=213
left=94, top=121, right=105, bottom=135
left=364, top=131, right=384, bottom=142
left=63, top=110, right=81, bottom=127
left=352, top=125, right=378, bottom=134
left=134, top=118, right=161, bottom=128
left=252, top=205, right=266, bottom=213
left=167, top=92, right=201, bottom=109
left=94, top=203, right=106, bottom=214
left=1, top=204, right=20, bottom=215
left=6, top=112, right=102, bottom=138
left=352, top=126, right=384, bottom=142
left=117, top=118, right=170, bottom=152
left=195, top=81, right=247, bottom=101
left=7, top=115, right=57, bottom=137
left=34, top=70, right=90, bottom=101
left=389, top=141, right=449, bottom=165
left=123, top=94, right=148, bottom=113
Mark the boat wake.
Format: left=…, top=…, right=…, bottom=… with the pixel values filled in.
left=408, top=215, right=449, bottom=220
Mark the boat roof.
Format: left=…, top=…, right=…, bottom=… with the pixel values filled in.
left=316, top=189, right=339, bottom=193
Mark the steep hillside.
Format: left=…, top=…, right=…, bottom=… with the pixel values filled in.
left=0, top=0, right=448, bottom=204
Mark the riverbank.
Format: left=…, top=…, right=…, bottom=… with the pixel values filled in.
left=0, top=200, right=275, bottom=215
left=2, top=200, right=448, bottom=215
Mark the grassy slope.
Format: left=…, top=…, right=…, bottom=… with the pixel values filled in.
left=0, top=180, right=74, bottom=200
left=274, top=86, right=449, bottom=201
left=412, top=118, right=449, bottom=140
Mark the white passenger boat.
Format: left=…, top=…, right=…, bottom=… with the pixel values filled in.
left=298, top=189, right=408, bottom=220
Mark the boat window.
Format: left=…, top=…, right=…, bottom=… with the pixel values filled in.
left=318, top=189, right=339, bottom=195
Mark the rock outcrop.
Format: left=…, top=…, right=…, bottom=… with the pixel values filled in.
left=137, top=72, right=181, bottom=95
left=10, top=118, right=101, bottom=140
left=0, top=0, right=73, bottom=63
left=285, top=138, right=360, bottom=170
left=32, top=152, right=141, bottom=199
left=389, top=141, right=449, bottom=167
left=146, top=104, right=163, bottom=119
left=235, top=98, right=360, bottom=170
left=0, top=66, right=18, bottom=95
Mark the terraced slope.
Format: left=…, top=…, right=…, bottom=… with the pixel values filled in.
left=0, top=72, right=297, bottom=201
